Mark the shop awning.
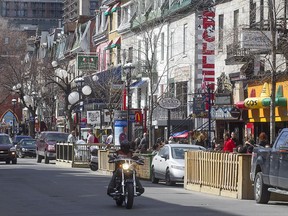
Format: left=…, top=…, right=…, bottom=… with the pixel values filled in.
left=104, top=40, right=113, bottom=50
left=104, top=6, right=112, bottom=16
left=111, top=2, right=121, bottom=12
left=172, top=130, right=189, bottom=138
left=130, top=80, right=147, bottom=88
left=110, top=37, right=121, bottom=49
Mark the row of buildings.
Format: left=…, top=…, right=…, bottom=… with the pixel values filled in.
left=2, top=0, right=288, bottom=145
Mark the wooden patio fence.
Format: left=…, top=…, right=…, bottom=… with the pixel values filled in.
left=184, top=151, right=254, bottom=199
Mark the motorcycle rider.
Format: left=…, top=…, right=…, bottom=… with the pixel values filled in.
left=107, top=141, right=145, bottom=196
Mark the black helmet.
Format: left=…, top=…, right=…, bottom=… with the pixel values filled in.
left=120, top=140, right=130, bottom=152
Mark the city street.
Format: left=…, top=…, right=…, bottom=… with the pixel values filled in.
left=0, top=158, right=287, bottom=216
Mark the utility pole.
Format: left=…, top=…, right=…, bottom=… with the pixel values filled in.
left=268, top=0, right=276, bottom=143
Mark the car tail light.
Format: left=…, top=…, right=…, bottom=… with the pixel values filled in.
left=47, top=145, right=55, bottom=151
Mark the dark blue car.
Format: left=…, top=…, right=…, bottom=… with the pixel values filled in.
left=13, top=135, right=33, bottom=145
left=15, top=139, right=36, bottom=158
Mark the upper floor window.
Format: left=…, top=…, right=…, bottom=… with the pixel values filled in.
left=4, top=37, right=9, bottom=44
left=161, top=32, right=164, bottom=61
left=183, top=24, right=187, bottom=54
left=138, top=40, right=141, bottom=61
left=117, top=10, right=121, bottom=27
left=233, top=10, right=239, bottom=43
left=218, top=14, right=224, bottom=50
left=128, top=47, right=133, bottom=63
left=170, top=31, right=174, bottom=58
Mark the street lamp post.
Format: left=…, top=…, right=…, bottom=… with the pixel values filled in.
left=123, top=63, right=135, bottom=142
left=12, top=99, right=17, bottom=137
left=75, top=77, right=85, bottom=140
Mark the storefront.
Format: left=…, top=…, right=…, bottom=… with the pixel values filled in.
left=236, top=81, right=288, bottom=142
left=211, top=106, right=246, bottom=145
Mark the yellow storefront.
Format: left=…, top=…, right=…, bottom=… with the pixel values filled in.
left=236, top=81, right=288, bottom=140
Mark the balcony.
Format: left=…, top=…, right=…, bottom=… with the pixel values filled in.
left=225, top=43, right=252, bottom=65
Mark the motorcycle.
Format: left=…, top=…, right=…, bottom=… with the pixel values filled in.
left=88, top=147, right=98, bottom=171
left=108, top=154, right=144, bottom=209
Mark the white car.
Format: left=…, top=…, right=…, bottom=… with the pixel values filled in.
left=151, top=143, right=206, bottom=185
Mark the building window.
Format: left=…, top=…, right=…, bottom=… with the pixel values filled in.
left=218, top=14, right=224, bottom=50
left=170, top=31, right=174, bottom=59
left=260, top=0, right=264, bottom=28
left=117, top=10, right=121, bottom=27
left=128, top=47, right=133, bottom=63
left=138, top=40, right=141, bottom=61
left=117, top=47, right=121, bottom=64
left=123, top=7, right=128, bottom=23
left=183, top=24, right=187, bottom=54
left=4, top=37, right=9, bottom=44
left=109, top=15, right=113, bottom=31
left=249, top=0, right=256, bottom=27
left=154, top=35, right=157, bottom=62
left=161, top=32, right=164, bottom=61
left=233, top=10, right=239, bottom=44
left=145, top=38, right=148, bottom=58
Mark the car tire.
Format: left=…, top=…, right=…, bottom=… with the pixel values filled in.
left=165, top=168, right=176, bottom=186
left=5, top=159, right=10, bottom=164
left=36, top=152, right=43, bottom=163
left=254, top=172, right=270, bottom=204
left=12, top=158, right=17, bottom=164
left=151, top=167, right=159, bottom=184
left=44, top=152, right=49, bottom=164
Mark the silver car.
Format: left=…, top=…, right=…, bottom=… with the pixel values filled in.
left=151, top=143, right=205, bottom=185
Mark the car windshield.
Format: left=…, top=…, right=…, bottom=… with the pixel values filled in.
left=22, top=140, right=36, bottom=146
left=171, top=146, right=203, bottom=159
left=16, top=136, right=32, bottom=142
left=45, top=133, right=68, bottom=142
left=0, top=136, right=12, bottom=145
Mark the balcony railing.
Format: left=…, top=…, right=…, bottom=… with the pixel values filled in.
left=225, top=43, right=251, bottom=65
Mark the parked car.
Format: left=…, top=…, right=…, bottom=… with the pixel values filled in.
left=151, top=144, right=206, bottom=185
left=36, top=131, right=69, bottom=164
left=15, top=139, right=36, bottom=158
left=13, top=135, right=33, bottom=145
left=0, top=133, right=17, bottom=164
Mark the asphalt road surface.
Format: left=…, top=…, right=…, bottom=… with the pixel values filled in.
left=0, top=158, right=287, bottom=216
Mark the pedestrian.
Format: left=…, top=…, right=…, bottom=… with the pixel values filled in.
left=195, top=133, right=208, bottom=148
left=119, top=126, right=128, bottom=145
left=168, top=136, right=174, bottom=144
left=231, top=132, right=239, bottom=146
left=153, top=137, right=163, bottom=151
left=134, top=137, right=141, bottom=150
left=257, top=132, right=269, bottom=147
left=106, top=133, right=113, bottom=145
left=93, top=133, right=99, bottom=143
left=138, top=133, right=148, bottom=153
left=67, top=130, right=77, bottom=144
left=87, top=129, right=95, bottom=144
left=223, top=133, right=236, bottom=153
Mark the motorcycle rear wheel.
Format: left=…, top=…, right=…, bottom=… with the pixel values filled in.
left=125, top=183, right=134, bottom=209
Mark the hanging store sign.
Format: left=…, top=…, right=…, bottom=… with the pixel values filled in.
left=77, top=54, right=98, bottom=70
left=159, top=98, right=181, bottom=109
left=240, top=30, right=274, bottom=50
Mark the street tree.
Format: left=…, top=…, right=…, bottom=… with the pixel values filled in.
left=0, top=21, right=42, bottom=137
